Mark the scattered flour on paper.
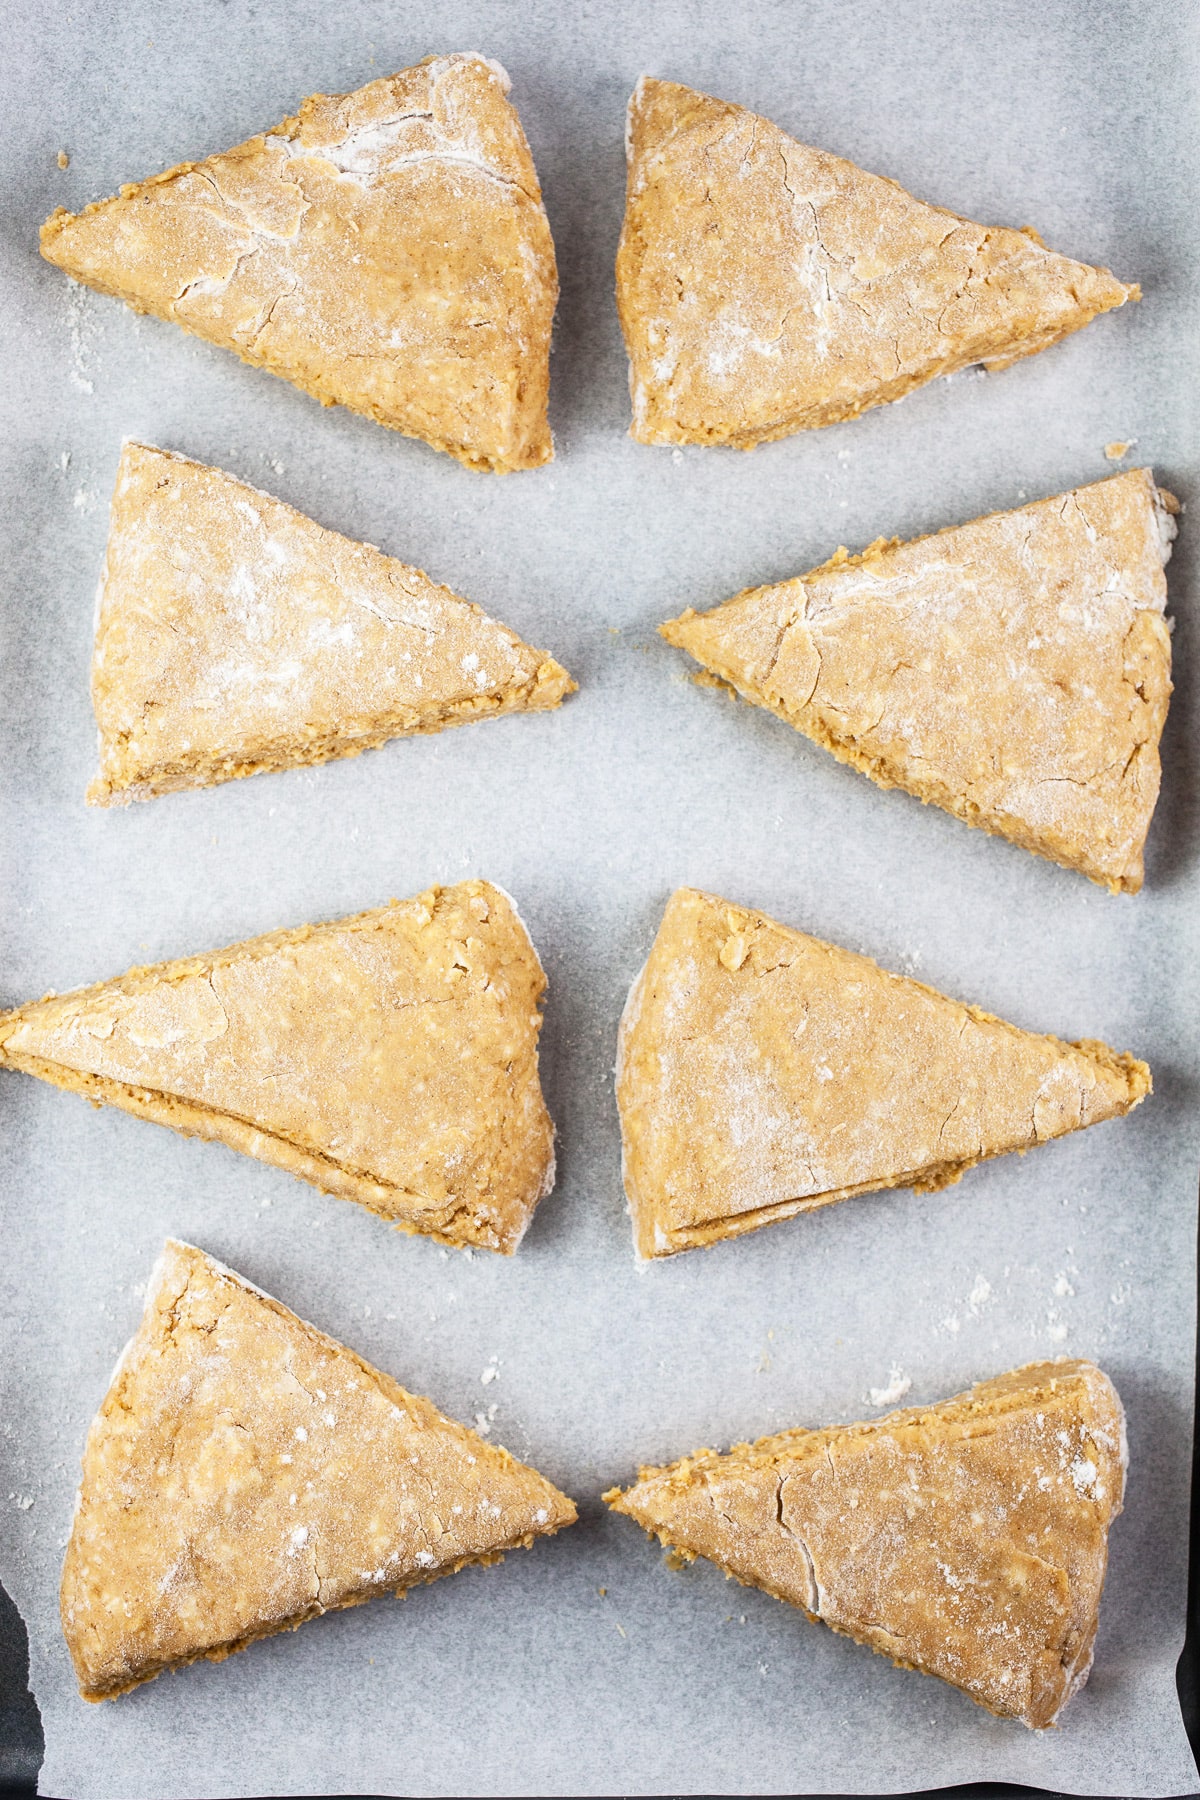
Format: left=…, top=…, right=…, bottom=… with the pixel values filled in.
left=63, top=283, right=99, bottom=394
left=867, top=1366, right=911, bottom=1407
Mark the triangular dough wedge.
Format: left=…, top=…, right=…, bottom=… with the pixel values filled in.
left=617, top=78, right=1137, bottom=446
left=62, top=1241, right=576, bottom=1700
left=41, top=55, right=557, bottom=472
left=606, top=1359, right=1124, bottom=1728
left=617, top=889, right=1149, bottom=1257
left=88, top=441, right=575, bottom=804
left=0, top=881, right=554, bottom=1252
left=663, top=471, right=1175, bottom=892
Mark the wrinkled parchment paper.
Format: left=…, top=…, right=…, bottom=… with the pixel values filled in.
left=1, top=1, right=1197, bottom=1793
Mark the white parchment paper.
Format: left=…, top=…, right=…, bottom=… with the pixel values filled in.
left=1, top=1, right=1197, bottom=1794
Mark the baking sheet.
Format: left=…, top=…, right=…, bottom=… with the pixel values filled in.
left=1, top=0, right=1198, bottom=1794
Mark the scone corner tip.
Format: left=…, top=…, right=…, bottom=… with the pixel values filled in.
left=657, top=610, right=695, bottom=642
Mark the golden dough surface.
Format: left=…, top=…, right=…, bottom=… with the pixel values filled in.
left=89, top=441, right=574, bottom=804
left=607, top=1359, right=1125, bottom=1729
left=62, top=1241, right=576, bottom=1700
left=617, top=78, right=1136, bottom=447
left=617, top=889, right=1149, bottom=1257
left=0, top=881, right=555, bottom=1252
left=41, top=55, right=558, bottom=472
left=663, top=470, right=1175, bottom=892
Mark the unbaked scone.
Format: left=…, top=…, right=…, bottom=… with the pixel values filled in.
left=617, top=77, right=1138, bottom=447
left=617, top=889, right=1149, bottom=1257
left=88, top=441, right=574, bottom=805
left=606, top=1358, right=1124, bottom=1728
left=63, top=1240, right=577, bottom=1700
left=663, top=471, right=1175, bottom=893
left=0, top=881, right=554, bottom=1252
left=41, top=55, right=557, bottom=472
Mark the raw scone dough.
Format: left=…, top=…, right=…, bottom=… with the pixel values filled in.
left=617, top=77, right=1137, bottom=447
left=0, top=881, right=555, bottom=1252
left=62, top=1241, right=577, bottom=1700
left=617, top=889, right=1150, bottom=1257
left=41, top=55, right=558, bottom=472
left=662, top=470, right=1175, bottom=893
left=606, top=1358, right=1124, bottom=1729
left=89, top=441, right=575, bottom=804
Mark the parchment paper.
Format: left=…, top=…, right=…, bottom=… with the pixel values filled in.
left=1, top=1, right=1197, bottom=1794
